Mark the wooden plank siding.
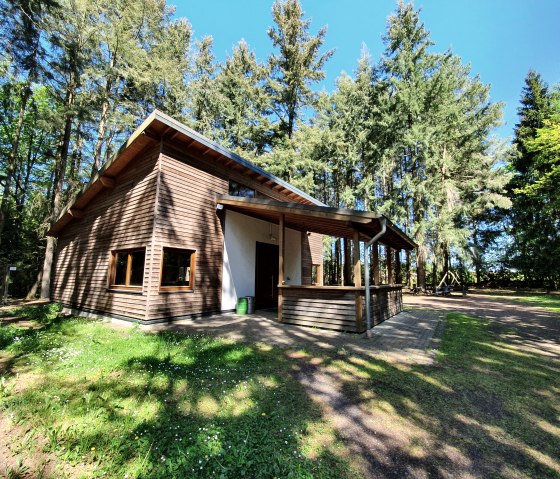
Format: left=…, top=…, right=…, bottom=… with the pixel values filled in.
left=51, top=145, right=161, bottom=320
left=145, top=141, right=316, bottom=321
left=301, top=232, right=323, bottom=285
left=53, top=138, right=325, bottom=323
left=280, top=285, right=403, bottom=333
left=360, top=286, right=403, bottom=327
left=280, top=287, right=360, bottom=332
left=145, top=151, right=228, bottom=320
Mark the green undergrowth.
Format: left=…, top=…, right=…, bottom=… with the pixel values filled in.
left=330, top=311, right=560, bottom=478
left=0, top=305, right=357, bottom=479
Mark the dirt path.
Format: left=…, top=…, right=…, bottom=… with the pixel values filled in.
left=294, top=293, right=559, bottom=478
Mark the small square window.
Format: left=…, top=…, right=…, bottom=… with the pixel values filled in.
left=160, top=247, right=196, bottom=291
left=109, top=248, right=145, bottom=290
left=229, top=180, right=255, bottom=198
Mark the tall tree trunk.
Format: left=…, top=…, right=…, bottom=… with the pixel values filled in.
left=26, top=269, right=42, bottom=299
left=91, top=62, right=115, bottom=178
left=417, top=245, right=426, bottom=289
left=472, top=224, right=482, bottom=284
left=334, top=238, right=341, bottom=285
left=406, top=250, right=411, bottom=287
left=40, top=77, right=76, bottom=299
left=343, top=237, right=352, bottom=286
left=67, top=123, right=84, bottom=196
left=0, top=77, right=33, bottom=248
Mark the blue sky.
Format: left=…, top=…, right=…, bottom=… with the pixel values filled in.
left=173, top=0, right=560, bottom=142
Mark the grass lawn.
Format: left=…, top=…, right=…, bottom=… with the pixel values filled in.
left=327, top=311, right=560, bottom=478
left=506, top=294, right=560, bottom=313
left=1, top=303, right=559, bottom=478
left=0, top=304, right=357, bottom=479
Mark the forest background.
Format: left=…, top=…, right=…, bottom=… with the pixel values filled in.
left=1, top=0, right=558, bottom=298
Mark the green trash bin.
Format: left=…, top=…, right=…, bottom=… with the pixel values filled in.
left=236, top=297, right=248, bottom=315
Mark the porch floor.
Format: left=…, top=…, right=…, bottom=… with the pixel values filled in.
left=143, top=307, right=445, bottom=365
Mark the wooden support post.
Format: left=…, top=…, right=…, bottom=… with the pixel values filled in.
left=373, top=243, right=380, bottom=285
left=387, top=246, right=393, bottom=285
left=353, top=231, right=363, bottom=332
left=395, top=249, right=402, bottom=284
left=278, top=214, right=285, bottom=322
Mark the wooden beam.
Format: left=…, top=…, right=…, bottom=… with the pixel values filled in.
left=217, top=196, right=375, bottom=225
left=353, top=231, right=363, bottom=332
left=99, top=176, right=115, bottom=189
left=387, top=246, right=393, bottom=285
left=68, top=208, right=84, bottom=219
left=373, top=243, right=380, bottom=285
left=278, top=214, right=285, bottom=322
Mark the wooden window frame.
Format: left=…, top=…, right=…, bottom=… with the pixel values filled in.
left=108, top=248, right=145, bottom=291
left=228, top=179, right=255, bottom=198
left=159, top=247, right=196, bottom=292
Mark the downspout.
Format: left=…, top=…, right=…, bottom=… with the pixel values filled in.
left=364, top=217, right=387, bottom=337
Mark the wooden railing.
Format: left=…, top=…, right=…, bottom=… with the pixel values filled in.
left=279, top=284, right=403, bottom=333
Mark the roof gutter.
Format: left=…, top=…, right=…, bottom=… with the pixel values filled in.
left=364, top=217, right=387, bottom=337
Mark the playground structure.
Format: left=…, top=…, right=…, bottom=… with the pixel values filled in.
left=435, top=270, right=463, bottom=296
left=411, top=270, right=467, bottom=296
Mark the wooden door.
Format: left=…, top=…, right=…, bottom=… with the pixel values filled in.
left=255, top=242, right=279, bottom=309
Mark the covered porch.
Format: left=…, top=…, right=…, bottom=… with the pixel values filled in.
left=216, top=195, right=416, bottom=333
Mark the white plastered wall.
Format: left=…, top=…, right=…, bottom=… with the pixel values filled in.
left=221, top=210, right=301, bottom=311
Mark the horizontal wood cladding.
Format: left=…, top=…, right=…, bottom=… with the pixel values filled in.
left=281, top=286, right=403, bottom=333
left=161, top=142, right=302, bottom=204
left=52, top=146, right=160, bottom=320
left=301, top=232, right=323, bottom=285
left=309, top=233, right=323, bottom=265
left=281, top=288, right=359, bottom=332
left=359, top=286, right=403, bottom=327
left=146, top=152, right=228, bottom=320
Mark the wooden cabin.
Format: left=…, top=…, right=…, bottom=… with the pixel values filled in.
left=48, top=111, right=415, bottom=332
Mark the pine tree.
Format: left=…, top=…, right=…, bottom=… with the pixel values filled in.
left=215, top=40, right=271, bottom=155
left=188, top=36, right=220, bottom=137
left=508, top=72, right=559, bottom=288
left=377, top=1, right=507, bottom=288
left=40, top=0, right=100, bottom=298
left=89, top=0, right=191, bottom=178
left=267, top=0, right=333, bottom=143
left=0, top=0, right=58, bottom=249
left=377, top=0, right=439, bottom=288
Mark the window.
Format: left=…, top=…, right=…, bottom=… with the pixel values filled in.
left=109, top=249, right=145, bottom=290
left=229, top=180, right=255, bottom=198
left=311, top=264, right=322, bottom=285
left=160, top=247, right=196, bottom=291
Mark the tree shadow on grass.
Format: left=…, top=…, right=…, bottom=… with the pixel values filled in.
left=2, top=326, right=359, bottom=479
left=301, top=312, right=560, bottom=479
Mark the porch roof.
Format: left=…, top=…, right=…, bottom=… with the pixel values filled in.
left=216, top=195, right=416, bottom=251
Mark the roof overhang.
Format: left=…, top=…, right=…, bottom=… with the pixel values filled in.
left=48, top=110, right=324, bottom=237
left=216, top=195, right=416, bottom=250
